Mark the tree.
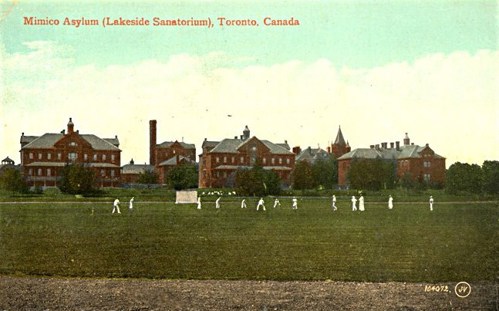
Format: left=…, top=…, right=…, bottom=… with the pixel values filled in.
left=445, top=162, right=483, bottom=194
left=165, top=164, right=198, bottom=190
left=137, top=169, right=159, bottom=184
left=235, top=165, right=281, bottom=196
left=311, top=155, right=338, bottom=189
left=482, top=160, right=499, bottom=195
left=59, top=164, right=96, bottom=195
left=292, top=160, right=315, bottom=190
left=348, top=159, right=396, bottom=191
left=0, top=168, right=29, bottom=194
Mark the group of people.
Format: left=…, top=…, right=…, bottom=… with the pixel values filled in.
left=195, top=196, right=298, bottom=211
left=113, top=194, right=436, bottom=213
left=111, top=197, right=134, bottom=214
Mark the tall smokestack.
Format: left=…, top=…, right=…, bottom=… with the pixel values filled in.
left=150, top=120, right=157, bottom=165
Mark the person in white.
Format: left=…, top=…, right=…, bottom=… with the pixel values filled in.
left=197, top=197, right=202, bottom=210
left=129, top=197, right=134, bottom=212
left=388, top=195, right=393, bottom=210
left=112, top=198, right=121, bottom=214
left=241, top=199, right=247, bottom=209
left=351, top=196, right=357, bottom=211
left=429, top=196, right=434, bottom=211
left=273, top=198, right=281, bottom=208
left=215, top=197, right=221, bottom=209
left=256, top=198, right=266, bottom=211
left=292, top=197, right=298, bottom=210
left=332, top=195, right=337, bottom=211
left=359, top=195, right=365, bottom=211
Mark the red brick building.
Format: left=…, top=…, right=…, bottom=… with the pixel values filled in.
left=198, top=126, right=295, bottom=188
left=330, top=126, right=351, bottom=159
left=149, top=120, right=196, bottom=184
left=20, top=118, right=121, bottom=188
left=337, top=133, right=446, bottom=187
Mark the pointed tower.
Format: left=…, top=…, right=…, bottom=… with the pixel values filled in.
left=331, top=126, right=351, bottom=158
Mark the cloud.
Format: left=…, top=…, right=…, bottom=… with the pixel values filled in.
left=1, top=41, right=497, bottom=166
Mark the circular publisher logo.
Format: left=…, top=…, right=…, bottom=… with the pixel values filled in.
left=454, top=281, right=471, bottom=298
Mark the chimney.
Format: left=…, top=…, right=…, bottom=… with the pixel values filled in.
left=396, top=141, right=400, bottom=150
left=327, top=146, right=331, bottom=153
left=390, top=142, right=394, bottom=149
left=292, top=146, right=301, bottom=155
left=404, top=133, right=410, bottom=146
left=381, top=142, right=387, bottom=149
left=67, top=117, right=74, bottom=134
left=130, top=158, right=134, bottom=165
left=370, top=145, right=375, bottom=149
left=150, top=120, right=157, bottom=166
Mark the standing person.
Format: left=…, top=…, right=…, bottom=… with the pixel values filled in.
left=388, top=195, right=393, bottom=210
left=292, top=197, right=298, bottom=210
left=359, top=195, right=365, bottom=212
left=273, top=198, right=281, bottom=208
left=351, top=196, right=357, bottom=211
left=197, top=197, right=202, bottom=210
left=332, top=195, right=337, bottom=211
left=129, top=197, right=134, bottom=212
left=256, top=198, right=266, bottom=211
left=215, top=197, right=221, bottom=209
left=241, top=199, right=247, bottom=209
left=112, top=198, right=121, bottom=214
left=429, top=196, right=434, bottom=211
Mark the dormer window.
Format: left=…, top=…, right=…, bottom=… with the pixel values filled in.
left=69, top=142, right=77, bottom=147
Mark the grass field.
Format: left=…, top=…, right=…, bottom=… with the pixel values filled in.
left=0, top=198, right=497, bottom=282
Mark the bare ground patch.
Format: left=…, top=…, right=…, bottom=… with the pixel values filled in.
left=0, top=275, right=496, bottom=310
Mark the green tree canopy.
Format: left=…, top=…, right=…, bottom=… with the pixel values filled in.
left=137, top=169, right=159, bottom=184
left=235, top=165, right=281, bottom=196
left=445, top=162, right=483, bottom=194
left=292, top=160, right=314, bottom=190
left=482, top=160, right=499, bottom=195
left=348, top=159, right=396, bottom=191
left=59, top=164, right=96, bottom=195
left=166, top=164, right=198, bottom=190
left=0, top=168, right=29, bottom=194
left=311, top=155, right=338, bottom=189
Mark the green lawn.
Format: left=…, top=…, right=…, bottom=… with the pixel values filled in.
left=0, top=198, right=497, bottom=282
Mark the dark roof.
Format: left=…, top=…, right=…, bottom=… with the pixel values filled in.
left=334, top=126, right=347, bottom=145
left=208, top=137, right=293, bottom=155
left=121, top=164, right=155, bottom=174
left=158, top=156, right=195, bottom=166
left=21, top=133, right=120, bottom=151
left=296, top=147, right=330, bottom=163
left=157, top=141, right=196, bottom=149
left=338, top=145, right=444, bottom=161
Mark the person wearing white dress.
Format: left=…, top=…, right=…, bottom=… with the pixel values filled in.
left=292, top=197, right=298, bottom=210
left=197, top=197, right=202, bottom=210
left=256, top=198, right=266, bottom=211
left=429, top=196, right=434, bottom=211
left=359, top=195, right=365, bottom=211
left=388, top=195, right=393, bottom=210
left=332, top=195, right=337, bottom=211
left=351, top=196, right=357, bottom=211
left=129, top=197, right=134, bottom=212
left=215, top=197, right=221, bottom=209
left=241, top=199, right=247, bottom=208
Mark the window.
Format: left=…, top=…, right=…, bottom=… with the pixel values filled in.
left=111, top=170, right=115, bottom=177
left=68, top=153, right=77, bottom=161
left=101, top=169, right=105, bottom=177
left=47, top=168, right=51, bottom=176
left=271, top=158, right=275, bottom=165
left=424, top=174, right=431, bottom=182
left=29, top=153, right=33, bottom=159
left=69, top=141, right=77, bottom=147
left=58, top=153, right=62, bottom=160
left=102, top=154, right=106, bottom=161
left=37, top=168, right=42, bottom=176
left=424, top=161, right=431, bottom=168
left=240, top=157, right=244, bottom=164
left=286, top=158, right=290, bottom=165
left=223, top=171, right=227, bottom=178
left=111, top=154, right=115, bottom=161
left=28, top=169, right=33, bottom=176
left=47, top=153, right=51, bottom=160
left=93, top=154, right=98, bottom=161
left=279, top=158, right=282, bottom=164
left=263, top=158, right=267, bottom=165
left=84, top=154, right=88, bottom=161
left=216, top=157, right=220, bottom=163
left=38, top=153, right=42, bottom=160
left=223, top=156, right=227, bottom=163
left=231, top=157, right=235, bottom=164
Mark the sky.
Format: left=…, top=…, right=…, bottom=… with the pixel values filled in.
left=0, top=0, right=497, bottom=167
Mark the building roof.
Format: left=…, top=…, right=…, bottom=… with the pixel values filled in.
left=157, top=141, right=195, bottom=149
left=158, top=155, right=195, bottom=166
left=21, top=133, right=120, bottom=151
left=296, top=147, right=330, bottom=163
left=338, top=145, right=444, bottom=161
left=208, top=137, right=293, bottom=155
left=214, top=165, right=292, bottom=171
left=121, top=164, right=155, bottom=174
left=334, top=126, right=347, bottom=145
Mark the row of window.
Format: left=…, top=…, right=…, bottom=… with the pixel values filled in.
left=28, top=152, right=118, bottom=162
left=215, top=156, right=291, bottom=165
left=27, top=168, right=118, bottom=177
